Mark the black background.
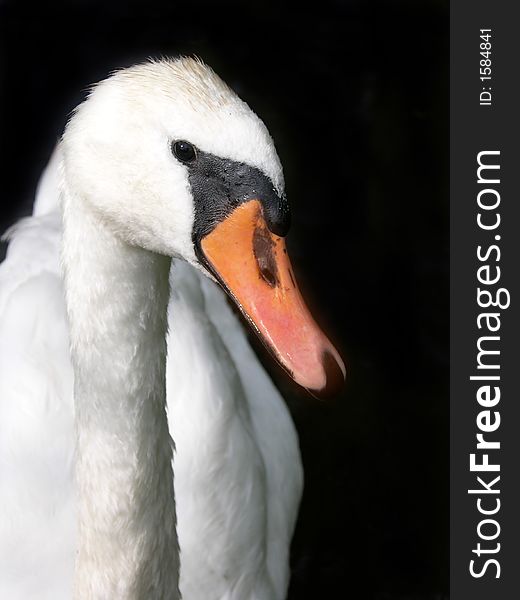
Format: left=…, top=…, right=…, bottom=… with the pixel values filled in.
left=0, top=1, right=448, bottom=598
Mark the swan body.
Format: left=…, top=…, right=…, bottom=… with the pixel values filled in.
left=0, top=58, right=342, bottom=599
left=0, top=158, right=301, bottom=599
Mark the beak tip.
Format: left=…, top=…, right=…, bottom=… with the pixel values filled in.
left=307, top=350, right=346, bottom=401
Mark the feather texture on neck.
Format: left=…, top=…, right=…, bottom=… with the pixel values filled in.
left=61, top=181, right=179, bottom=600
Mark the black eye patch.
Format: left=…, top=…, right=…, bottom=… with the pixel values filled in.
left=172, top=142, right=290, bottom=243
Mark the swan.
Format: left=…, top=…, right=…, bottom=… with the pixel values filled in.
left=0, top=57, right=345, bottom=600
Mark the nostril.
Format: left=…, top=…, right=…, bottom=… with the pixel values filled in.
left=253, top=224, right=279, bottom=288
left=259, top=265, right=277, bottom=287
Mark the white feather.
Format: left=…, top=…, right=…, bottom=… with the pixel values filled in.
left=0, top=57, right=302, bottom=600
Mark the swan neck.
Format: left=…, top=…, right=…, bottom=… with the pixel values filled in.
left=62, top=189, right=179, bottom=599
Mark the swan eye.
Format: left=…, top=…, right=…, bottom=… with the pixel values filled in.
left=172, top=140, right=197, bottom=163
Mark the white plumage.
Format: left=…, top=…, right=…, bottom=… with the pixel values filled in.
left=0, top=59, right=304, bottom=600
left=0, top=163, right=302, bottom=600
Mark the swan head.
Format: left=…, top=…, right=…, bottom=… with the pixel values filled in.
left=61, top=57, right=345, bottom=398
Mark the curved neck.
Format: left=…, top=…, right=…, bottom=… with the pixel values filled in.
left=62, top=186, right=179, bottom=600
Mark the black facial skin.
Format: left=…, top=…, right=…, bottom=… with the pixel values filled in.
left=171, top=140, right=291, bottom=244
left=171, top=140, right=298, bottom=387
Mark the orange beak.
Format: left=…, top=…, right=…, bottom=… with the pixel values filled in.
left=199, top=199, right=346, bottom=399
